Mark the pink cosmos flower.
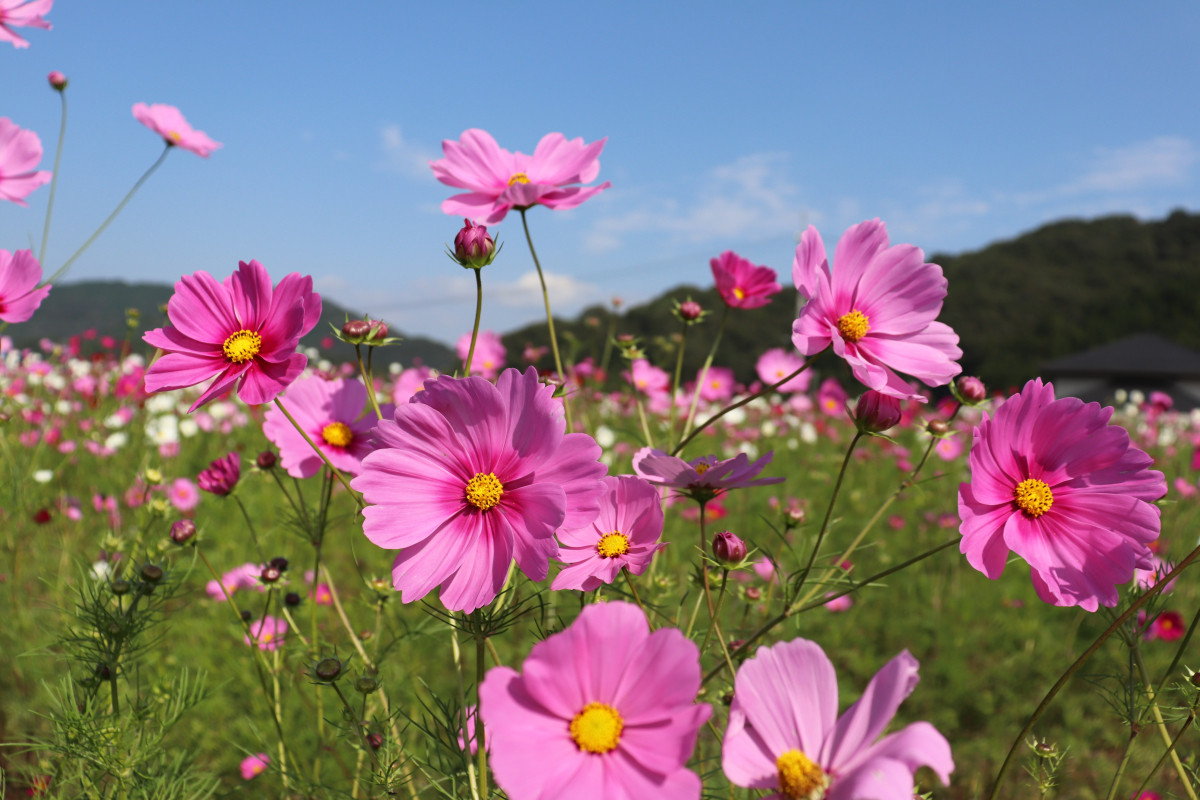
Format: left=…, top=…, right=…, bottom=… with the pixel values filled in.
left=456, top=329, right=506, bottom=378
left=958, top=379, right=1167, bottom=611
left=262, top=376, right=392, bottom=479
left=697, top=365, right=735, bottom=403
left=0, top=249, right=51, bottom=322
left=391, top=364, right=434, bottom=404
left=552, top=475, right=666, bottom=592
left=244, top=615, right=287, bottom=651
left=142, top=259, right=321, bottom=412
left=756, top=348, right=811, bottom=393
left=198, top=452, right=240, bottom=496
left=167, top=477, right=200, bottom=512
left=723, top=638, right=953, bottom=800
left=627, top=358, right=669, bottom=397
left=1148, top=610, right=1185, bottom=642
left=711, top=250, right=782, bottom=310
left=431, top=129, right=611, bottom=224
left=132, top=103, right=221, bottom=157
left=633, top=447, right=784, bottom=502
left=479, top=601, right=711, bottom=800
left=792, top=219, right=962, bottom=400
left=240, top=753, right=269, bottom=780
left=352, top=367, right=606, bottom=613
left=0, top=0, right=51, bottom=49
left=0, top=119, right=52, bottom=206
left=816, top=377, right=847, bottom=417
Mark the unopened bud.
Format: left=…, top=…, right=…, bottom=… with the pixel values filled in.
left=679, top=300, right=702, bottom=321
left=48, top=71, right=68, bottom=91
left=712, top=531, right=747, bottom=565
left=314, top=657, right=343, bottom=682
left=284, top=591, right=302, bottom=607
left=269, top=556, right=289, bottom=572
left=342, top=320, right=371, bottom=339
left=260, top=565, right=282, bottom=584
left=256, top=450, right=277, bottom=470
left=956, top=375, right=987, bottom=404
left=367, top=732, right=383, bottom=750
left=745, top=587, right=762, bottom=601
left=240, top=610, right=253, bottom=622
left=854, top=390, right=902, bottom=434
left=111, top=579, right=131, bottom=596
left=140, top=564, right=164, bottom=583
left=355, top=675, right=380, bottom=694
left=927, top=419, right=950, bottom=436
left=169, top=519, right=196, bottom=545
left=453, top=219, right=496, bottom=269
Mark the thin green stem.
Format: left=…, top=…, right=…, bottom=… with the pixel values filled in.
left=45, top=143, right=172, bottom=285
left=476, top=635, right=489, bottom=800
left=681, top=306, right=728, bottom=442
left=793, top=432, right=862, bottom=595
left=668, top=318, right=689, bottom=449
left=232, top=494, right=266, bottom=561
left=273, top=398, right=363, bottom=507
left=1135, top=646, right=1199, bottom=800
left=519, top=208, right=573, bottom=430
left=697, top=502, right=738, bottom=681
left=622, top=568, right=652, bottom=629
left=464, top=267, right=484, bottom=376
left=355, top=345, right=383, bottom=419
left=449, top=618, right=481, bottom=800
left=39, top=90, right=68, bottom=266
left=1130, top=708, right=1196, bottom=800
left=634, top=391, right=655, bottom=449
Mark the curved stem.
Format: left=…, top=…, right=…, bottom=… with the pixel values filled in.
left=39, top=90, right=68, bottom=266
left=45, top=143, right=172, bottom=285
left=272, top=398, right=363, bottom=508
left=519, top=208, right=573, bottom=430
left=792, top=432, right=862, bottom=596
left=464, top=267, right=484, bottom=376
left=681, top=306, right=728, bottom=442
left=232, top=495, right=265, bottom=562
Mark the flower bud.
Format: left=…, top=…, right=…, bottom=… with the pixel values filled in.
left=453, top=219, right=496, bottom=269
left=284, top=591, right=302, bottom=607
left=111, top=579, right=131, bottom=596
left=341, top=319, right=371, bottom=339
left=140, top=564, right=164, bottom=583
left=169, top=519, right=196, bottom=545
left=48, top=71, right=68, bottom=91
left=853, top=390, right=902, bottom=433
left=927, top=419, right=951, bottom=436
left=256, top=450, right=277, bottom=470
left=269, top=556, right=289, bottom=572
left=367, top=732, right=384, bottom=750
left=956, top=375, right=987, bottom=404
left=241, top=610, right=253, bottom=622
left=712, top=531, right=747, bottom=565
left=355, top=675, right=380, bottom=694
left=366, top=319, right=388, bottom=341
left=260, top=565, right=282, bottom=584
left=679, top=300, right=702, bottom=321
left=313, top=657, right=343, bottom=682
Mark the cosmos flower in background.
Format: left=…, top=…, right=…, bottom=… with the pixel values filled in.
left=142, top=259, right=321, bottom=412
left=0, top=0, right=52, bottom=49
left=352, top=367, right=605, bottom=613
left=479, top=602, right=711, bottom=800
left=243, top=615, right=287, bottom=651
left=723, top=638, right=953, bottom=800
left=792, top=219, right=962, bottom=400
left=755, top=348, right=810, bottom=393
left=240, top=753, right=270, bottom=780
left=710, top=250, right=781, bottom=310
left=553, top=475, right=666, bottom=591
left=198, top=451, right=240, bottom=496
left=697, top=365, right=735, bottom=403
left=456, top=329, right=506, bottom=378
left=958, top=379, right=1166, bottom=611
left=262, top=376, right=392, bottom=478
left=0, top=119, right=52, bottom=206
left=431, top=129, right=611, bottom=224
left=132, top=103, right=222, bottom=157
left=633, top=448, right=784, bottom=502
left=0, top=249, right=51, bottom=323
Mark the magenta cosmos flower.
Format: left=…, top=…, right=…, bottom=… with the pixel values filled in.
left=958, top=379, right=1166, bottom=611
left=0, top=118, right=52, bottom=206
left=479, top=601, right=711, bottom=800
left=132, top=103, right=222, bottom=158
left=262, top=375, right=392, bottom=479
left=723, top=638, right=953, bottom=800
left=351, top=367, right=606, bottom=613
left=244, top=615, right=287, bottom=651
left=431, top=128, right=611, bottom=224
left=0, top=0, right=51, bottom=48
left=633, top=447, right=783, bottom=502
left=792, top=219, right=961, bottom=401
left=711, top=250, right=781, bottom=310
left=0, top=249, right=50, bottom=323
left=143, top=260, right=321, bottom=412
left=553, top=475, right=666, bottom=592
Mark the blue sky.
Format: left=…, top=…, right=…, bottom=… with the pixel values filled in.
left=3, top=2, right=1198, bottom=346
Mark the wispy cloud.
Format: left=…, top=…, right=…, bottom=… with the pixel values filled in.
left=377, top=124, right=436, bottom=179
left=584, top=153, right=806, bottom=253
left=1013, top=136, right=1196, bottom=205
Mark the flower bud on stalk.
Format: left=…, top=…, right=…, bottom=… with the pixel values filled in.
left=48, top=71, right=68, bottom=91
left=853, top=390, right=902, bottom=434
left=927, top=419, right=951, bottom=436
left=451, top=219, right=498, bottom=269
left=169, top=519, right=196, bottom=545
left=256, top=450, right=277, bottom=470
left=956, top=375, right=987, bottom=404
left=712, top=531, right=747, bottom=565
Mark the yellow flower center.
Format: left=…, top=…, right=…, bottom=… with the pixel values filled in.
left=508, top=172, right=530, bottom=186
left=222, top=329, right=262, bottom=364
left=321, top=422, right=353, bottom=448
left=168, top=130, right=182, bottom=142
left=1014, top=478, right=1054, bottom=517
left=836, top=310, right=870, bottom=343
left=465, top=472, right=504, bottom=511
left=694, top=463, right=711, bottom=475
left=776, top=749, right=830, bottom=800
left=596, top=532, right=630, bottom=558
left=733, top=286, right=746, bottom=300
left=569, top=702, right=623, bottom=754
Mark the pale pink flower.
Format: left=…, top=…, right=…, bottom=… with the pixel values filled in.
left=167, top=477, right=200, bottom=512
left=244, top=615, right=287, bottom=651
left=479, top=602, right=711, bottom=800
left=262, top=376, right=392, bottom=478
left=432, top=128, right=611, bottom=224
left=0, top=249, right=51, bottom=322
left=0, top=0, right=51, bottom=49
left=792, top=219, right=962, bottom=400
left=755, top=348, right=810, bottom=393
left=959, top=379, right=1166, bottom=611
left=391, top=365, right=434, bottom=404
left=816, top=377, right=847, bottom=417
left=0, top=119, right=51, bottom=206
left=711, top=250, right=781, bottom=309
left=240, top=753, right=269, bottom=780
left=552, top=475, right=666, bottom=591
left=723, top=638, right=953, bottom=799
left=634, top=447, right=783, bottom=502
left=456, top=329, right=506, bottom=378
left=132, top=103, right=222, bottom=157
left=627, top=358, right=669, bottom=397
left=697, top=365, right=735, bottom=403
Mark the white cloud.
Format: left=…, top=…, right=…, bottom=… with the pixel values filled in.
left=378, top=124, right=436, bottom=178
left=1013, top=136, right=1196, bottom=205
left=584, top=153, right=806, bottom=252
left=492, top=270, right=600, bottom=309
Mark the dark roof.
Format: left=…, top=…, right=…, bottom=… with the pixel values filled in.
left=1042, top=334, right=1200, bottom=378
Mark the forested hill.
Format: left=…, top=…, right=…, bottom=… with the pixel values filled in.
left=503, top=209, right=1200, bottom=391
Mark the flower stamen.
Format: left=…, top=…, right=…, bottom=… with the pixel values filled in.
left=321, top=422, right=353, bottom=448
left=776, top=749, right=830, bottom=800
left=1014, top=478, right=1054, bottom=517
left=508, top=172, right=530, bottom=186
left=569, top=702, right=623, bottom=754
left=836, top=310, right=870, bottom=343
left=465, top=472, right=504, bottom=511
left=222, top=329, right=262, bottom=364
left=596, top=532, right=630, bottom=558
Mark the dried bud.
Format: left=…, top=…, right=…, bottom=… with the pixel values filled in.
left=48, top=71, right=68, bottom=91
left=453, top=219, right=496, bottom=269
left=854, top=390, right=902, bottom=434
left=256, top=449, right=277, bottom=470
left=956, top=375, right=987, bottom=404
left=314, top=657, right=343, bottom=682
left=260, top=565, right=282, bottom=584
left=169, top=519, right=196, bottom=545
left=712, top=531, right=747, bottom=565
left=927, top=419, right=951, bottom=436
left=140, top=564, right=164, bottom=583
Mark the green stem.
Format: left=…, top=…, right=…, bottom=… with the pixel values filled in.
left=232, top=494, right=265, bottom=562
left=681, top=306, right=728, bottom=442
left=273, top=398, right=363, bottom=507
left=793, top=432, right=862, bottom=595
left=45, top=143, right=172, bottom=285
left=355, top=344, right=383, bottom=419
left=1135, top=645, right=1199, bottom=800
left=633, top=391, right=655, bottom=449
left=668, top=318, right=689, bottom=449
left=38, top=90, right=68, bottom=267
left=697, top=502, right=738, bottom=681
left=622, top=568, right=652, bottom=629
left=464, top=267, right=484, bottom=376
left=476, top=634, right=489, bottom=800
left=449, top=618, right=481, bottom=800
left=519, top=208, right=573, bottom=431
left=1130, top=708, right=1196, bottom=800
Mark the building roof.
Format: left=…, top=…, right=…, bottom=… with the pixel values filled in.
left=1042, top=333, right=1200, bottom=379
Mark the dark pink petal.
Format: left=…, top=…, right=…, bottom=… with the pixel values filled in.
left=389, top=512, right=481, bottom=602
left=237, top=353, right=305, bottom=406
left=143, top=351, right=225, bottom=394
left=503, top=482, right=566, bottom=580
left=142, top=324, right=217, bottom=357
left=1071, top=446, right=1166, bottom=502
left=632, top=448, right=698, bottom=488
left=187, top=363, right=249, bottom=412
left=258, top=269, right=319, bottom=357
left=167, top=271, right=239, bottom=345
left=415, top=373, right=508, bottom=472
left=438, top=512, right=512, bottom=612
left=367, top=404, right=473, bottom=481
left=957, top=482, right=1013, bottom=579
left=1055, top=491, right=1161, bottom=547
left=792, top=224, right=830, bottom=301
left=791, top=301, right=835, bottom=357
left=858, top=323, right=962, bottom=388
left=820, top=650, right=920, bottom=772
left=495, top=367, right=565, bottom=469
left=0, top=275, right=50, bottom=322
left=228, top=259, right=272, bottom=331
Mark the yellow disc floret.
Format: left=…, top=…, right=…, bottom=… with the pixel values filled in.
left=508, top=172, right=530, bottom=186
left=776, top=749, right=830, bottom=800
left=836, top=310, right=870, bottom=343
left=222, top=329, right=262, bottom=364
left=465, top=472, right=504, bottom=511
left=1014, top=478, right=1054, bottom=517
left=596, top=532, right=630, bottom=558
left=569, top=702, right=623, bottom=754
left=733, top=286, right=746, bottom=301
left=694, top=463, right=711, bottom=475
left=321, top=422, right=353, bottom=448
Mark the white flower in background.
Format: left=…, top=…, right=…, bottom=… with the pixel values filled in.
left=91, top=561, right=113, bottom=581
left=800, top=422, right=818, bottom=444
left=761, top=420, right=778, bottom=437
left=146, top=392, right=179, bottom=414
left=43, top=373, right=66, bottom=391
left=68, top=359, right=90, bottom=378
left=600, top=451, right=615, bottom=467
left=737, top=441, right=759, bottom=459
left=122, top=353, right=146, bottom=370
left=146, top=415, right=180, bottom=446
left=724, top=407, right=747, bottom=426
left=33, top=469, right=53, bottom=483
left=103, top=412, right=127, bottom=429
left=1114, top=389, right=1128, bottom=403
left=388, top=362, right=402, bottom=375
left=104, top=432, right=128, bottom=450
left=304, top=346, right=320, bottom=360
left=1158, top=427, right=1177, bottom=447
left=593, top=425, right=615, bottom=449
left=209, top=401, right=233, bottom=421
left=318, top=359, right=333, bottom=372
left=26, top=371, right=43, bottom=386
left=1129, top=389, right=1145, bottom=405
left=179, top=418, right=200, bottom=438
left=54, top=400, right=71, bottom=414
left=787, top=438, right=800, bottom=450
